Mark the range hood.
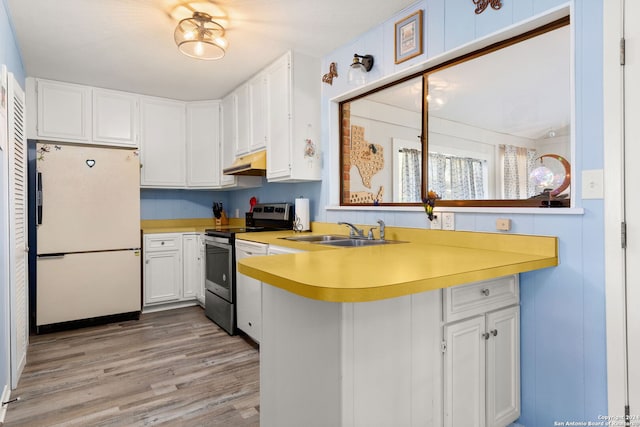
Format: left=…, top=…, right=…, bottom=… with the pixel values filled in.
left=223, top=150, right=267, bottom=176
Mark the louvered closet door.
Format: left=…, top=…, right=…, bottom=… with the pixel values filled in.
left=8, top=73, right=28, bottom=389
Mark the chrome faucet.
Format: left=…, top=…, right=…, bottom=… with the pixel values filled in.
left=377, top=219, right=385, bottom=240
left=338, top=222, right=365, bottom=238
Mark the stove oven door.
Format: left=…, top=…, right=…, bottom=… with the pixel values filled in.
left=204, top=236, right=233, bottom=302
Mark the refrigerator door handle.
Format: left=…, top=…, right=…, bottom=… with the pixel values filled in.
left=37, top=171, right=43, bottom=225
left=37, top=253, right=65, bottom=259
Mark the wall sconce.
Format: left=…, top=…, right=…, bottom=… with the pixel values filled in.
left=347, top=54, right=374, bottom=85
left=175, top=11, right=228, bottom=60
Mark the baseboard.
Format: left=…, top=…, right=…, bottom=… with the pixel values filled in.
left=35, top=311, right=141, bottom=334
left=0, top=384, right=10, bottom=424
left=142, top=300, right=199, bottom=313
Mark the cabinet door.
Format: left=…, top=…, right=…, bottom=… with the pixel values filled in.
left=140, top=97, right=186, bottom=187
left=186, top=101, right=221, bottom=188
left=444, top=316, right=486, bottom=427
left=235, top=83, right=250, bottom=156
left=266, top=54, right=292, bottom=180
left=249, top=73, right=267, bottom=152
left=93, top=88, right=138, bottom=147
left=37, top=79, right=91, bottom=142
left=182, top=234, right=199, bottom=300
left=235, top=241, right=267, bottom=343
left=220, top=93, right=237, bottom=187
left=486, top=306, right=520, bottom=427
left=144, top=250, right=182, bottom=304
left=198, top=235, right=206, bottom=304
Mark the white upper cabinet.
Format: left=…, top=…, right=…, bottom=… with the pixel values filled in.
left=220, top=89, right=263, bottom=190
left=92, top=88, right=138, bottom=147
left=266, top=51, right=321, bottom=182
left=28, top=78, right=138, bottom=148
left=186, top=101, right=221, bottom=188
left=248, top=72, right=268, bottom=152
left=139, top=96, right=186, bottom=187
left=33, top=78, right=91, bottom=143
left=221, top=92, right=238, bottom=187
left=235, top=83, right=251, bottom=156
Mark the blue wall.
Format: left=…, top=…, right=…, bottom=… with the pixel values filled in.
left=141, top=2, right=608, bottom=422
left=141, top=181, right=322, bottom=220
left=1, top=0, right=25, bottom=399
left=317, top=0, right=606, bottom=425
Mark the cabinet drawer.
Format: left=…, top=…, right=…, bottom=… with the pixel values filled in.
left=144, top=234, right=181, bottom=251
left=443, top=275, right=519, bottom=323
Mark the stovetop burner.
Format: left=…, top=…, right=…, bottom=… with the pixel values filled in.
left=205, top=226, right=265, bottom=236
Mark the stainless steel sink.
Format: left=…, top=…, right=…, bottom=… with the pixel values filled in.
left=281, top=234, right=351, bottom=242
left=316, top=238, right=403, bottom=247
left=281, top=234, right=405, bottom=247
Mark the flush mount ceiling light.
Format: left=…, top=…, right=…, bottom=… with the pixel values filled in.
left=347, top=54, right=374, bottom=85
left=174, top=11, right=228, bottom=60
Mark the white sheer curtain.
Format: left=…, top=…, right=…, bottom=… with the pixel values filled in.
left=428, top=152, right=485, bottom=199
left=399, top=148, right=422, bottom=202
left=500, top=144, right=537, bottom=199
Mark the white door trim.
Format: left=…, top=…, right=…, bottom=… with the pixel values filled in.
left=604, top=0, right=627, bottom=415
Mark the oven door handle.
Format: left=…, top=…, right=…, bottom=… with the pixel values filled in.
left=204, top=237, right=232, bottom=248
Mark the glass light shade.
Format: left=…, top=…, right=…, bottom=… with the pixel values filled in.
left=175, top=12, right=227, bottom=60
left=348, top=63, right=367, bottom=85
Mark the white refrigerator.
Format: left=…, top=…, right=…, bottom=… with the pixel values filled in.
left=36, top=143, right=141, bottom=329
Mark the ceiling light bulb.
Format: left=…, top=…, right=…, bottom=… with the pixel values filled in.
left=194, top=41, right=204, bottom=56
left=184, top=31, right=195, bottom=40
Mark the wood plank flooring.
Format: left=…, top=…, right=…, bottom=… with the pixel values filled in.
left=3, top=306, right=260, bottom=427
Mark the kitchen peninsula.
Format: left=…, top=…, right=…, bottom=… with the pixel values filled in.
left=238, top=225, right=557, bottom=427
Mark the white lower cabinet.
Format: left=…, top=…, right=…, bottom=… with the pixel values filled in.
left=144, top=235, right=182, bottom=305
left=260, top=273, right=519, bottom=427
left=143, top=233, right=205, bottom=310
left=442, top=276, right=520, bottom=427
left=197, top=235, right=206, bottom=304
left=235, top=240, right=268, bottom=342
left=182, top=233, right=205, bottom=302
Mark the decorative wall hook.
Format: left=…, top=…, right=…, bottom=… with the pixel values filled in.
left=473, top=0, right=502, bottom=14
left=322, top=62, right=338, bottom=85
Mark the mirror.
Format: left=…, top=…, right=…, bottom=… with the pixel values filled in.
left=340, top=18, right=571, bottom=207
left=340, top=76, right=424, bottom=205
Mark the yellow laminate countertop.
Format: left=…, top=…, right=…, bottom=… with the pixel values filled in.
left=141, top=218, right=244, bottom=234
left=237, top=224, right=558, bottom=303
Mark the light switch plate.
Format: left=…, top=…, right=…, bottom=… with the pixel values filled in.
left=582, top=169, right=604, bottom=199
left=442, top=212, right=455, bottom=230
left=430, top=213, right=442, bottom=230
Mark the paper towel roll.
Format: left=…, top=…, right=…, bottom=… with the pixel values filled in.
left=294, top=198, right=310, bottom=231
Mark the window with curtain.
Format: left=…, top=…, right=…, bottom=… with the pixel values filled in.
left=428, top=152, right=486, bottom=200
left=398, top=148, right=422, bottom=202
left=500, top=144, right=537, bottom=199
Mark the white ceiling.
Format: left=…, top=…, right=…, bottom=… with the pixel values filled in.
left=6, top=0, right=416, bottom=101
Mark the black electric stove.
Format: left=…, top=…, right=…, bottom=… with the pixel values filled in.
left=203, top=203, right=293, bottom=335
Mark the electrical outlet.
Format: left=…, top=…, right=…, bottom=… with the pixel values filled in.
left=496, top=218, right=511, bottom=231
left=442, top=212, right=455, bottom=230
left=430, top=213, right=442, bottom=230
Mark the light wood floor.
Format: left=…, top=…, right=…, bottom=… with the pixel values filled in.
left=4, top=306, right=260, bottom=427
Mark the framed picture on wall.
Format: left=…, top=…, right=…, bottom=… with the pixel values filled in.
left=394, top=10, right=424, bottom=64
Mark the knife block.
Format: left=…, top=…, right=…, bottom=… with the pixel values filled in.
left=215, top=210, right=229, bottom=226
